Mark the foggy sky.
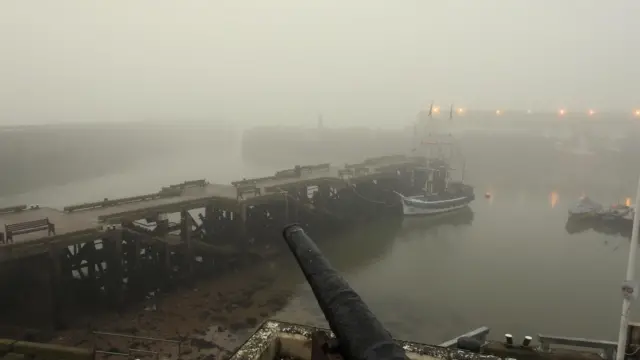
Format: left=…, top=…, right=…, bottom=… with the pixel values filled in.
left=1, top=1, right=638, bottom=126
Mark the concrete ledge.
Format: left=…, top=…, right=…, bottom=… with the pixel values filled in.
left=229, top=320, right=499, bottom=360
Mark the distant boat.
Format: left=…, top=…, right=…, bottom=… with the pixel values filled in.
left=568, top=196, right=603, bottom=219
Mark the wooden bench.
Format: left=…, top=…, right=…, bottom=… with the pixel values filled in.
left=4, top=218, right=56, bottom=244
left=300, top=163, right=331, bottom=174
left=274, top=167, right=301, bottom=179
left=236, top=185, right=261, bottom=200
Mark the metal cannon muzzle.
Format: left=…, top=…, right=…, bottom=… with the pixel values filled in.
left=282, top=224, right=409, bottom=360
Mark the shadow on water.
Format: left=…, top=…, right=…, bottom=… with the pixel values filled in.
left=272, top=208, right=476, bottom=330
left=566, top=217, right=634, bottom=239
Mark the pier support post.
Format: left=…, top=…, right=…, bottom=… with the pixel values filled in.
left=239, top=203, right=248, bottom=239
left=204, top=203, right=214, bottom=241
left=181, top=210, right=193, bottom=275
left=105, top=230, right=124, bottom=308
left=48, top=242, right=63, bottom=329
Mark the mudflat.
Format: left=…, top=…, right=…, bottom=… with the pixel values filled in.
left=51, top=257, right=306, bottom=360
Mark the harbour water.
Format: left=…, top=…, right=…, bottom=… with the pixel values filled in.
left=1, top=127, right=639, bottom=348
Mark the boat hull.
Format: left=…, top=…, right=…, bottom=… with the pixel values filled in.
left=398, top=193, right=475, bottom=216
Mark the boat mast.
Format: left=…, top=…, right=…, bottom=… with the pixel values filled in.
left=616, top=174, right=640, bottom=360
left=449, top=104, right=454, bottom=121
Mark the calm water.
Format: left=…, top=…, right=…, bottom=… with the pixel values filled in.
left=274, top=139, right=640, bottom=344
left=2, top=132, right=639, bottom=345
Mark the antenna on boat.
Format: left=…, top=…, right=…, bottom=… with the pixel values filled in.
left=428, top=101, right=434, bottom=117
left=449, top=104, right=454, bottom=121
left=615, top=174, right=640, bottom=360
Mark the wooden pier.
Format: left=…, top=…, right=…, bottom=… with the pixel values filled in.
left=0, top=154, right=431, bottom=331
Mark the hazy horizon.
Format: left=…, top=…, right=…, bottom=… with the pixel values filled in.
left=1, top=1, right=639, bottom=127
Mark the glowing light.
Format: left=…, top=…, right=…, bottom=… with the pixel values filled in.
left=527, top=109, right=532, bottom=114
left=558, top=109, right=566, bottom=116
left=433, top=106, right=441, bottom=114
left=635, top=110, right=640, bottom=116
left=457, top=108, right=465, bottom=114
left=550, top=192, right=559, bottom=208
left=588, top=109, right=595, bottom=116
left=495, top=109, right=502, bottom=115
left=626, top=197, right=632, bottom=207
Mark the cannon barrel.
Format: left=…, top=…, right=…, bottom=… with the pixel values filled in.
left=282, top=224, right=409, bottom=360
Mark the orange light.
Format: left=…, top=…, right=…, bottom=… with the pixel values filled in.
left=635, top=110, right=640, bottom=116
left=457, top=108, right=465, bottom=114
left=495, top=109, right=501, bottom=115
left=626, top=197, right=632, bottom=207
left=550, top=192, right=559, bottom=209
left=558, top=109, right=566, bottom=116
left=588, top=109, right=595, bottom=116
left=433, top=106, right=440, bottom=114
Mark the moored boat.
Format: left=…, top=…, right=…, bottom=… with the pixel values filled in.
left=568, top=196, right=603, bottom=219
left=398, top=104, right=475, bottom=216
left=396, top=182, right=475, bottom=216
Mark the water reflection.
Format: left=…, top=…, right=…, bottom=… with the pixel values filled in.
left=317, top=216, right=404, bottom=271
left=399, top=207, right=474, bottom=237
left=565, top=217, right=633, bottom=238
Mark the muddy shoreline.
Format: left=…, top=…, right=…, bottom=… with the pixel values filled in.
left=49, top=255, right=308, bottom=360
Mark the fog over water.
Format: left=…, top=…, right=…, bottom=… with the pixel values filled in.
left=1, top=117, right=639, bottom=344
left=2, top=0, right=640, bottom=348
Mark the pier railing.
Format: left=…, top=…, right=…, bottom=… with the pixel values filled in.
left=537, top=334, right=617, bottom=360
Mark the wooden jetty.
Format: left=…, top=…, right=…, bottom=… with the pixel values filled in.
left=0, top=154, right=432, bottom=330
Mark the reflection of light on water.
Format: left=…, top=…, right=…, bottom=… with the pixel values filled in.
left=626, top=197, right=632, bottom=207
left=487, top=189, right=494, bottom=205
left=550, top=191, right=559, bottom=208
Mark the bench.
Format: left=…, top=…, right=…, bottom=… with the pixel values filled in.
left=300, top=163, right=331, bottom=174
left=4, top=218, right=56, bottom=244
left=236, top=185, right=261, bottom=200
left=274, top=167, right=301, bottom=179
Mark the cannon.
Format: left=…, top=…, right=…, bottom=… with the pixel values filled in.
left=282, top=224, right=410, bottom=360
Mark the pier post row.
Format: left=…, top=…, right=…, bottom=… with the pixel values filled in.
left=0, top=155, right=428, bottom=329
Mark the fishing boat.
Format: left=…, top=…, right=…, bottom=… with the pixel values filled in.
left=398, top=103, right=475, bottom=216
left=568, top=196, right=603, bottom=219
left=396, top=165, right=475, bottom=215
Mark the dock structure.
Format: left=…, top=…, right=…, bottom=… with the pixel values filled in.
left=0, top=154, right=431, bottom=331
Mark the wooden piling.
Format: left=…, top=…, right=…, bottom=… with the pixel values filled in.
left=0, top=156, right=431, bottom=328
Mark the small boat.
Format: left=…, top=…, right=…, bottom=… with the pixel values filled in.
left=568, top=196, right=603, bottom=219
left=599, top=204, right=633, bottom=224
left=396, top=185, right=475, bottom=216
left=395, top=160, right=475, bottom=216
